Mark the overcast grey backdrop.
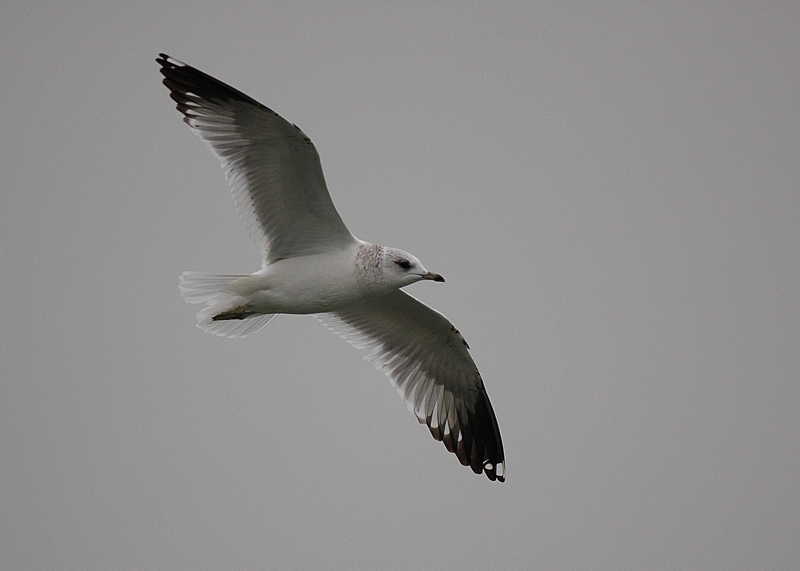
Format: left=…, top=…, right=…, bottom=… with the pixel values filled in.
left=2, top=2, right=798, bottom=570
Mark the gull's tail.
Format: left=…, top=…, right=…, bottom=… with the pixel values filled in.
left=179, top=272, right=275, bottom=338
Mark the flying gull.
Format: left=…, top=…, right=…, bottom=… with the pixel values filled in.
left=157, top=54, right=505, bottom=481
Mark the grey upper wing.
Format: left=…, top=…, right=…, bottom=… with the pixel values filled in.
left=158, top=54, right=356, bottom=263
left=317, top=290, right=505, bottom=482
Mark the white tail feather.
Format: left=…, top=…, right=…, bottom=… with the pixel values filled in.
left=179, top=272, right=246, bottom=303
left=179, top=272, right=275, bottom=338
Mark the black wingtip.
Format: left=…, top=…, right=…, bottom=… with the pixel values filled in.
left=156, top=53, right=181, bottom=69
left=431, top=384, right=505, bottom=483
left=156, top=53, right=267, bottom=112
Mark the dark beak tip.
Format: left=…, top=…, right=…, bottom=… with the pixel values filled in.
left=435, top=274, right=445, bottom=283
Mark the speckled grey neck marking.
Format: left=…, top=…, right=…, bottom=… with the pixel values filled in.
left=355, top=243, right=385, bottom=287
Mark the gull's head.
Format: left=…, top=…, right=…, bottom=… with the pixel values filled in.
left=383, top=248, right=445, bottom=288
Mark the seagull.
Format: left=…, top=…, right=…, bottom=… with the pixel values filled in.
left=157, top=54, right=505, bottom=481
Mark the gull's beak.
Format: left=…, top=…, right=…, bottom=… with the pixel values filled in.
left=422, top=272, right=445, bottom=283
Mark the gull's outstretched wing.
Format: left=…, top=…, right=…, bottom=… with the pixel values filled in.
left=157, top=54, right=356, bottom=263
left=317, top=290, right=505, bottom=482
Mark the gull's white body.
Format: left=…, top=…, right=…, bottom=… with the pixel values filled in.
left=199, top=244, right=377, bottom=315
left=158, top=54, right=505, bottom=481
left=181, top=241, right=430, bottom=335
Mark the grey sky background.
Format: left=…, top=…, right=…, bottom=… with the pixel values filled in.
left=2, top=2, right=798, bottom=569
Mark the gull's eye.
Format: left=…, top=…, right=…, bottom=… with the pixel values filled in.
left=395, top=259, right=412, bottom=270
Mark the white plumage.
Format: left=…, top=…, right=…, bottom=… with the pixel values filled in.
left=158, top=54, right=505, bottom=481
